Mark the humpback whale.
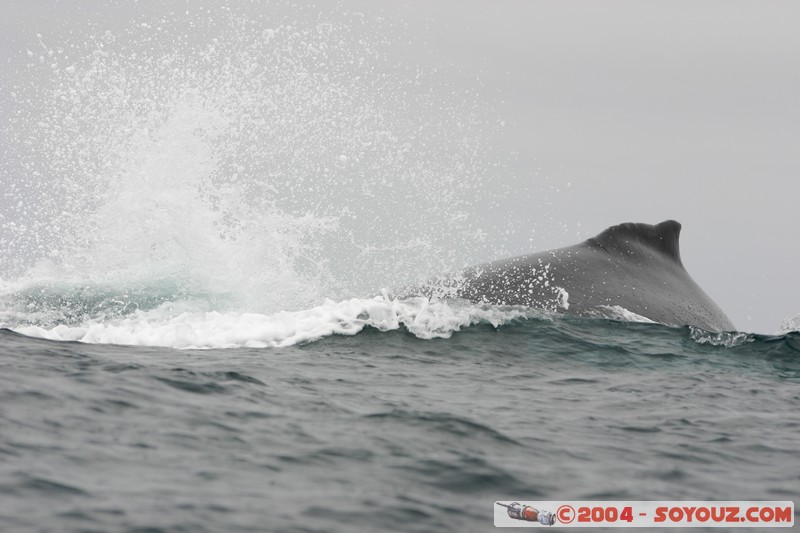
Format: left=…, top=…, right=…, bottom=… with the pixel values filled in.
left=437, top=220, right=734, bottom=332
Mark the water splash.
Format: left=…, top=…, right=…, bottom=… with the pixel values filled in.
left=2, top=8, right=517, bottom=326
left=779, top=313, right=800, bottom=333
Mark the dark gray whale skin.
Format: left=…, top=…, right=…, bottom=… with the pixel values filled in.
left=451, top=220, right=735, bottom=332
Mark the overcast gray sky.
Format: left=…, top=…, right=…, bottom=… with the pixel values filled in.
left=2, top=1, right=798, bottom=333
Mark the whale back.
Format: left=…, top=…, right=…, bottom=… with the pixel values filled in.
left=452, top=220, right=734, bottom=331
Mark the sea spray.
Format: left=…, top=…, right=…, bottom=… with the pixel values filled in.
left=2, top=7, right=526, bottom=327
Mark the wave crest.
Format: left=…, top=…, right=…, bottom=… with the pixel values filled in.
left=12, top=294, right=548, bottom=349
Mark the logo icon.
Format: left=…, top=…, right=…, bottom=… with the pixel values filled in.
left=496, top=502, right=556, bottom=526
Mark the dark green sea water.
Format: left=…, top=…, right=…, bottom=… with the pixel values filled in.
left=1, top=318, right=798, bottom=532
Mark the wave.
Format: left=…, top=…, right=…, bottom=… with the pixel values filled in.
left=3, top=277, right=796, bottom=354
left=2, top=284, right=547, bottom=348
left=3, top=271, right=790, bottom=351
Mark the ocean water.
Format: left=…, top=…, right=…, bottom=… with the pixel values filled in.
left=2, top=6, right=799, bottom=532
left=1, top=310, right=799, bottom=532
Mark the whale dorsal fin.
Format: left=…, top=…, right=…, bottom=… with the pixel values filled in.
left=588, top=220, right=683, bottom=266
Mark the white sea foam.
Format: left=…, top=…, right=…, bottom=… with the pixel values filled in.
left=688, top=326, right=753, bottom=347
left=13, top=295, right=545, bottom=349
left=591, top=305, right=655, bottom=324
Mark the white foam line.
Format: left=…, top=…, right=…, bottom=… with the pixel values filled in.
left=14, top=296, right=543, bottom=349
